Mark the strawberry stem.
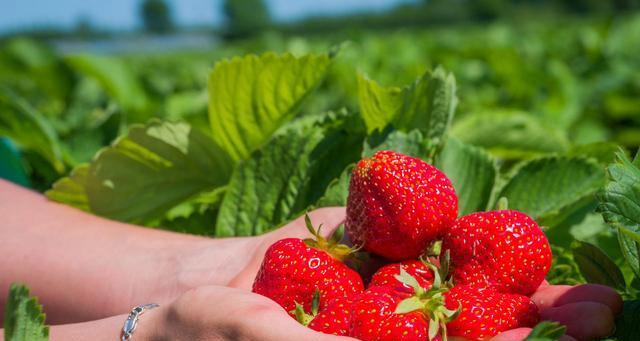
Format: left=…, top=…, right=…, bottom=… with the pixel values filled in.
left=303, top=213, right=359, bottom=262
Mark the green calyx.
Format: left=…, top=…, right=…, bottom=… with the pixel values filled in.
left=302, top=213, right=359, bottom=262
left=393, top=255, right=460, bottom=341
left=293, top=289, right=320, bottom=326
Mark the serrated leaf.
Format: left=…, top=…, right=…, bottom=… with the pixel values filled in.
left=597, top=150, right=640, bottom=278
left=362, top=128, right=436, bottom=162
left=47, top=121, right=234, bottom=223
left=618, top=231, right=640, bottom=279
left=452, top=111, right=570, bottom=159
left=45, top=164, right=90, bottom=211
left=436, top=137, right=497, bottom=216
left=358, top=67, right=457, bottom=144
left=524, top=321, right=566, bottom=341
left=208, top=52, right=331, bottom=161
left=315, top=164, right=352, bottom=208
left=4, top=284, right=49, bottom=341
left=215, top=110, right=363, bottom=236
left=498, top=157, right=605, bottom=224
left=0, top=88, right=64, bottom=173
left=65, top=54, right=148, bottom=115
left=613, top=300, right=640, bottom=341
left=572, top=240, right=626, bottom=290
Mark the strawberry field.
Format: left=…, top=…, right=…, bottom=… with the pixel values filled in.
left=2, top=12, right=640, bottom=341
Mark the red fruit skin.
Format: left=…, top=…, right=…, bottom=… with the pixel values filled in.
left=442, top=210, right=552, bottom=295
left=445, top=285, right=539, bottom=341
left=369, top=260, right=434, bottom=294
left=349, top=286, right=441, bottom=341
left=308, top=296, right=354, bottom=336
left=252, top=238, right=364, bottom=317
left=346, top=150, right=458, bottom=260
left=349, top=286, right=401, bottom=340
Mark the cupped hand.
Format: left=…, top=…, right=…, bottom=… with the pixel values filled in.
left=139, top=285, right=356, bottom=341
left=225, top=208, right=622, bottom=341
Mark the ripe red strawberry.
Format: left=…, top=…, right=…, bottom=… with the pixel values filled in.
left=441, top=210, right=552, bottom=295
left=445, top=285, right=539, bottom=341
left=252, top=216, right=364, bottom=317
left=307, top=296, right=355, bottom=336
left=349, top=285, right=433, bottom=341
left=346, top=150, right=458, bottom=260
left=369, top=259, right=434, bottom=294
left=350, top=266, right=453, bottom=341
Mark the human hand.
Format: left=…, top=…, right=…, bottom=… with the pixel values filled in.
left=219, top=207, right=623, bottom=341
left=484, top=281, right=622, bottom=341
left=137, top=285, right=356, bottom=341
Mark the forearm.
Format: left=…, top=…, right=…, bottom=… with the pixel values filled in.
left=0, top=180, right=257, bottom=324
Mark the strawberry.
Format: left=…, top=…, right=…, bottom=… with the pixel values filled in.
left=441, top=210, right=552, bottom=295
left=350, top=265, right=454, bottom=341
left=369, top=259, right=434, bottom=294
left=444, top=285, right=539, bottom=340
left=252, top=215, right=364, bottom=317
left=306, top=296, right=355, bottom=336
left=346, top=150, right=458, bottom=260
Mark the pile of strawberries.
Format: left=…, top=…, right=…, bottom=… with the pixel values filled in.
left=253, top=150, right=552, bottom=340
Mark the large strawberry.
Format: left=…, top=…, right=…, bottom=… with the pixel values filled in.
left=357, top=260, right=538, bottom=341
left=441, top=210, right=552, bottom=295
left=252, top=215, right=364, bottom=317
left=350, top=265, right=454, bottom=340
left=346, top=150, right=458, bottom=260
left=444, top=285, right=539, bottom=340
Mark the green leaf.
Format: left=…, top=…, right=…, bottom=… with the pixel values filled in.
left=568, top=142, right=620, bottom=166
left=45, top=164, right=90, bottom=212
left=363, top=128, right=436, bottom=161
left=572, top=240, right=626, bottom=290
left=0, top=138, right=29, bottom=187
left=498, top=157, right=605, bottom=224
left=65, top=54, right=148, bottom=115
left=4, top=284, right=49, bottom=341
left=451, top=111, right=570, bottom=159
left=358, top=67, right=457, bottom=143
left=215, top=110, right=362, bottom=236
left=597, top=150, right=640, bottom=235
left=613, top=300, right=640, bottom=341
left=48, top=121, right=234, bottom=223
left=315, top=164, right=352, bottom=208
left=597, top=150, right=640, bottom=278
left=618, top=231, right=640, bottom=280
left=436, top=137, right=497, bottom=216
left=208, top=52, right=331, bottom=161
left=0, top=88, right=64, bottom=173
left=523, top=321, right=566, bottom=341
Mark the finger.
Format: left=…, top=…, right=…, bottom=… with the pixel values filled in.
left=532, top=284, right=623, bottom=314
left=490, top=328, right=576, bottom=341
left=540, top=302, right=615, bottom=340
left=267, top=207, right=347, bottom=240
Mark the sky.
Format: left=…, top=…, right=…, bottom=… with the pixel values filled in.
left=0, top=0, right=416, bottom=33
